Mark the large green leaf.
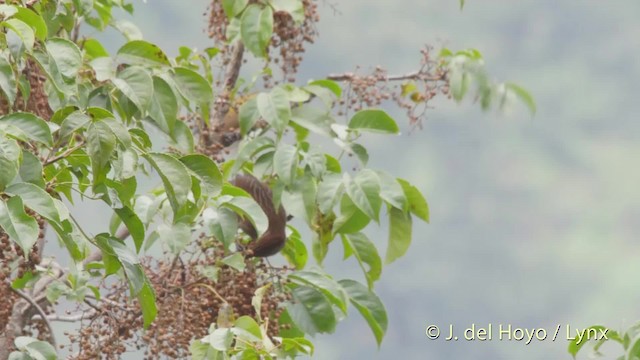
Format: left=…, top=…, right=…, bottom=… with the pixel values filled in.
left=257, top=87, right=291, bottom=135
left=113, top=66, right=153, bottom=113
left=0, top=112, right=53, bottom=146
left=203, top=207, right=237, bottom=249
left=86, top=121, right=116, bottom=186
left=338, top=279, right=388, bottom=346
left=0, top=196, right=39, bottom=256
left=348, top=109, right=399, bottom=134
left=172, top=67, right=212, bottom=105
left=342, top=233, right=382, bottom=288
left=317, top=173, right=343, bottom=214
left=17, top=152, right=44, bottom=188
left=386, top=207, right=412, bottom=264
left=13, top=6, right=48, bottom=41
left=5, top=182, right=61, bottom=224
left=273, top=143, right=298, bottom=185
left=219, top=191, right=268, bottom=237
left=333, top=195, right=370, bottom=234
left=344, top=170, right=381, bottom=222
left=46, top=38, right=82, bottom=80
left=397, top=178, right=429, bottom=222
left=144, top=153, right=192, bottom=216
left=147, top=76, right=178, bottom=134
left=2, top=18, right=35, bottom=54
left=286, top=285, right=336, bottom=335
left=117, top=40, right=171, bottom=66
left=114, top=206, right=145, bottom=253
left=241, top=4, right=273, bottom=58
left=179, top=154, right=223, bottom=197
left=289, top=270, right=348, bottom=313
left=291, top=105, right=334, bottom=137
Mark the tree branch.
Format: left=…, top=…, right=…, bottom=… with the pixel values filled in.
left=327, top=70, right=445, bottom=82
left=4, top=280, right=57, bottom=350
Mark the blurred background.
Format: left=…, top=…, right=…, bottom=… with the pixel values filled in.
left=76, top=0, right=640, bottom=358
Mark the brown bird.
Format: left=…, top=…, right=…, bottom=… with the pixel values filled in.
left=231, top=174, right=287, bottom=257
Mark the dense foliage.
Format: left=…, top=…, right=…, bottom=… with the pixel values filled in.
left=0, top=0, right=532, bottom=358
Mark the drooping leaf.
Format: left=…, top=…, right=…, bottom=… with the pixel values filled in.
left=5, top=182, right=61, bottom=223
left=114, top=206, right=145, bottom=253
left=343, top=170, right=381, bottom=222
left=46, top=38, right=82, bottom=80
left=397, top=178, right=429, bottom=222
left=257, top=87, right=291, bottom=134
left=338, top=279, right=388, bottom=346
left=0, top=55, right=17, bottom=105
left=144, top=153, right=192, bottom=216
left=0, top=196, right=39, bottom=257
left=289, top=270, right=348, bottom=313
left=180, top=154, right=223, bottom=197
left=286, top=285, right=336, bottom=335
left=386, top=207, right=412, bottom=264
left=342, top=233, right=382, bottom=288
left=273, top=143, right=298, bottom=185
left=113, top=66, right=153, bottom=113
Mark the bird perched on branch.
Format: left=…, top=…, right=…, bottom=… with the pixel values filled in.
left=231, top=174, right=287, bottom=258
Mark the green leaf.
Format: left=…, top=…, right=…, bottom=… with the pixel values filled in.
left=273, top=143, right=298, bottom=185
left=333, top=195, right=370, bottom=234
left=59, top=110, right=90, bottom=140
left=376, top=171, right=408, bottom=211
left=0, top=135, right=21, bottom=190
left=222, top=0, right=249, bottom=18
left=13, top=7, right=47, bottom=41
left=138, top=282, right=157, bottom=328
left=170, top=120, right=195, bottom=154
left=82, top=38, right=109, bottom=59
left=203, top=207, right=237, bottom=250
left=386, top=207, right=412, bottom=264
left=15, top=336, right=57, bottom=360
left=397, top=178, right=429, bottom=222
left=114, top=207, right=145, bottom=253
left=287, top=285, right=336, bottom=335
left=2, top=18, right=35, bottom=53
left=282, top=225, right=307, bottom=269
left=449, top=67, right=470, bottom=101
left=344, top=170, right=382, bottom=221
left=289, top=270, right=348, bottom=313
left=114, top=19, right=143, bottom=41
left=221, top=252, right=245, bottom=271
left=148, top=76, right=178, bottom=133
left=0, top=112, right=53, bottom=146
left=239, top=97, right=259, bottom=135
left=0, top=196, right=39, bottom=257
left=241, top=4, right=274, bottom=58
left=144, top=153, right=192, bottom=217
left=317, top=173, right=343, bottom=214
left=338, top=279, right=388, bottom=346
left=180, top=154, right=223, bottom=197
left=86, top=121, right=116, bottom=186
left=89, top=57, right=114, bottom=81
left=308, top=79, right=341, bottom=97
left=158, top=222, right=191, bottom=254
left=172, top=67, right=212, bottom=105
left=113, top=66, right=153, bottom=113
left=46, top=38, right=82, bottom=80
left=506, top=82, right=536, bottom=115
left=219, top=192, right=268, bottom=238
left=257, top=87, right=291, bottom=134
left=291, top=105, right=334, bottom=137
left=348, top=109, right=399, bottom=134
left=5, top=182, right=61, bottom=223
left=0, top=55, right=16, bottom=105
left=568, top=325, right=608, bottom=358
left=342, top=233, right=382, bottom=288
left=116, top=40, right=170, bottom=66
left=17, top=152, right=44, bottom=188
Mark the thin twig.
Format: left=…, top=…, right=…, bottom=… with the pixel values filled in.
left=4, top=280, right=57, bottom=349
left=327, top=70, right=445, bottom=82
left=43, top=141, right=85, bottom=166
